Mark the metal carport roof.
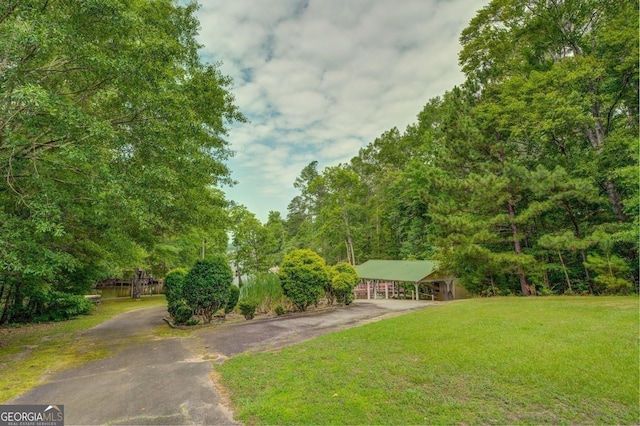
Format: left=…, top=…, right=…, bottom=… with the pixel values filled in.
left=354, top=260, right=442, bottom=282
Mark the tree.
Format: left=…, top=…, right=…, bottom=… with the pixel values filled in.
left=279, top=249, right=329, bottom=311
left=183, top=257, right=233, bottom=323
left=316, top=166, right=368, bottom=265
left=264, top=211, right=287, bottom=267
left=0, top=1, right=243, bottom=323
left=229, top=205, right=276, bottom=279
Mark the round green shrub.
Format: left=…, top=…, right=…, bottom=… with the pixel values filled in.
left=279, top=249, right=330, bottom=311
left=239, top=299, right=258, bottom=320
left=183, top=256, right=233, bottom=323
left=225, top=285, right=240, bottom=314
left=329, top=263, right=359, bottom=305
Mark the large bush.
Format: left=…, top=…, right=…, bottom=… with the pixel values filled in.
left=164, top=268, right=187, bottom=318
left=183, top=257, right=233, bottom=323
left=279, top=249, right=329, bottom=311
left=329, top=263, right=359, bottom=305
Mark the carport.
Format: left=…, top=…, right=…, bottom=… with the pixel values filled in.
left=354, top=260, right=469, bottom=301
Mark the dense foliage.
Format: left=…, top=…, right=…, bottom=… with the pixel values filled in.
left=225, top=285, right=240, bottom=315
left=238, top=299, right=258, bottom=320
left=327, top=263, right=359, bottom=305
left=277, top=0, right=638, bottom=296
left=164, top=268, right=187, bottom=319
left=279, top=249, right=330, bottom=311
left=0, top=1, right=243, bottom=324
left=182, top=257, right=233, bottom=323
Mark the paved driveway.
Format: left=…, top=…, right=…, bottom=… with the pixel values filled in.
left=10, top=299, right=436, bottom=425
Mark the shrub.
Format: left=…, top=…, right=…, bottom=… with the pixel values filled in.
left=239, top=299, right=259, bottom=320
left=279, top=249, right=330, bottom=311
left=33, top=291, right=94, bottom=322
left=172, top=300, right=193, bottom=325
left=328, top=263, right=359, bottom=305
left=274, top=305, right=285, bottom=316
left=183, top=256, right=233, bottom=323
left=331, top=273, right=356, bottom=305
left=225, top=285, right=240, bottom=314
left=165, top=268, right=188, bottom=319
left=164, top=268, right=187, bottom=306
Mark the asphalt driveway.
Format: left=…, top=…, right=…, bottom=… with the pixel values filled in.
left=9, top=299, right=436, bottom=425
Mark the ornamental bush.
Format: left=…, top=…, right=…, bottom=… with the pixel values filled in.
left=329, top=263, right=359, bottom=305
left=164, top=268, right=187, bottom=318
left=225, top=285, right=240, bottom=314
left=238, top=299, right=258, bottom=320
left=279, top=249, right=330, bottom=311
left=183, top=256, right=233, bottom=323
left=164, top=268, right=187, bottom=304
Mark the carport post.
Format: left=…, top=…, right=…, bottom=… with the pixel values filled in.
left=413, top=283, right=419, bottom=300
left=367, top=280, right=371, bottom=299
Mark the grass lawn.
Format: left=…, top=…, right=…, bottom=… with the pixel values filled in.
left=0, top=296, right=167, bottom=402
left=217, top=296, right=639, bottom=425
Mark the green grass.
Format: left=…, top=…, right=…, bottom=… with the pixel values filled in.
left=0, top=295, right=167, bottom=402
left=217, top=296, right=640, bottom=425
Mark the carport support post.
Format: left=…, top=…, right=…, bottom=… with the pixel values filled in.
left=413, top=283, right=419, bottom=300
left=367, top=280, right=371, bottom=300
left=385, top=283, right=389, bottom=299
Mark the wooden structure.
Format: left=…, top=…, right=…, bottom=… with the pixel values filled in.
left=95, top=269, right=163, bottom=298
left=354, top=260, right=469, bottom=301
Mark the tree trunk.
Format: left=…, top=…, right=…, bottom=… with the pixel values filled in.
left=507, top=201, right=533, bottom=295
left=557, top=249, right=573, bottom=293
left=0, top=285, right=12, bottom=325
left=131, top=268, right=142, bottom=300
left=584, top=104, right=627, bottom=222
left=343, top=211, right=356, bottom=265
left=560, top=200, right=592, bottom=286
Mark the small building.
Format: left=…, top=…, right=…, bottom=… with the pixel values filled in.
left=354, top=260, right=470, bottom=301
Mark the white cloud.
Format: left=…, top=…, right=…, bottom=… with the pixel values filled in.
left=197, top=0, right=487, bottom=222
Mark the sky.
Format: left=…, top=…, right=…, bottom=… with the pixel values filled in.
left=195, top=0, right=487, bottom=223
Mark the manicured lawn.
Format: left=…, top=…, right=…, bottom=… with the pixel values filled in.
left=0, top=296, right=167, bottom=402
left=217, top=296, right=639, bottom=425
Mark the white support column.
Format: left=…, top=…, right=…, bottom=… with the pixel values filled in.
left=385, top=282, right=389, bottom=299
left=367, top=280, right=371, bottom=300
left=414, top=283, right=419, bottom=300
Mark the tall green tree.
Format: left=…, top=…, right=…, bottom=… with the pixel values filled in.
left=229, top=205, right=276, bottom=278
left=0, top=1, right=243, bottom=323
